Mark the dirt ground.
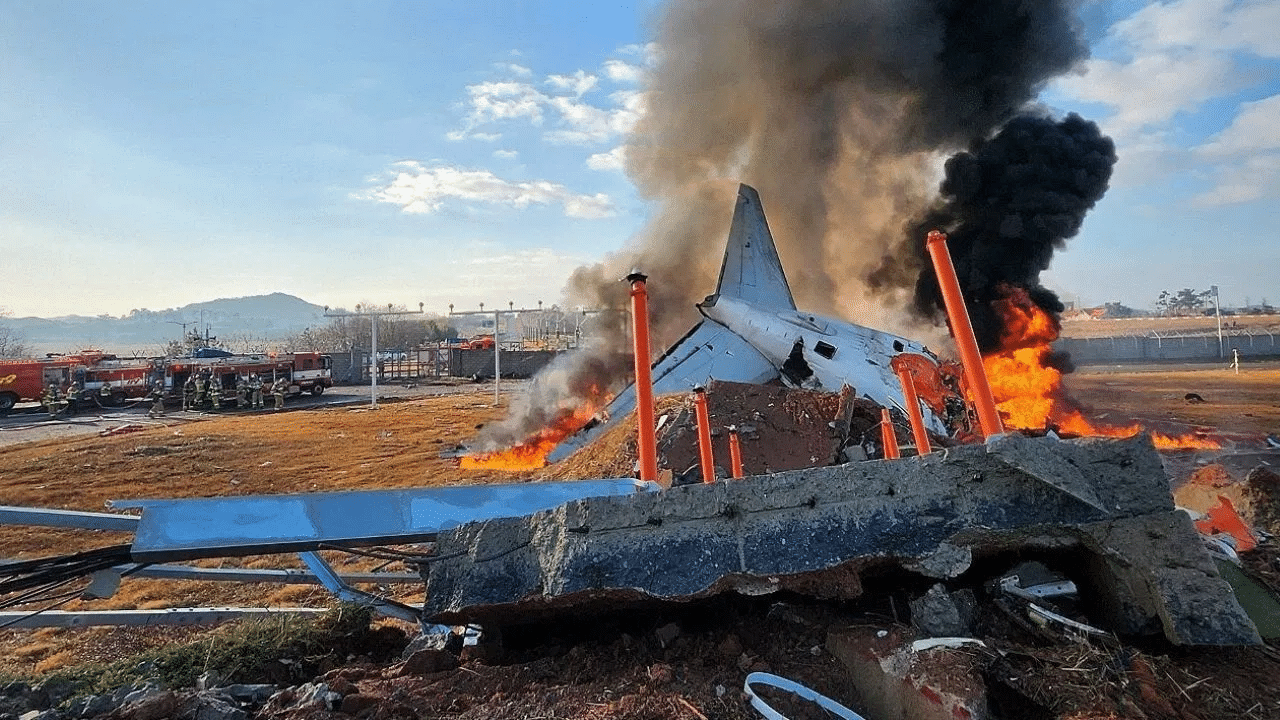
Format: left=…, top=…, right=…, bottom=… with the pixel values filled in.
left=2, top=366, right=1280, bottom=719
left=1062, top=364, right=1280, bottom=442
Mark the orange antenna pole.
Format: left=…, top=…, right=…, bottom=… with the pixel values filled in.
left=727, top=426, right=744, bottom=479
left=893, top=367, right=932, bottom=455
left=693, top=386, right=716, bottom=483
left=924, top=230, right=1004, bottom=438
left=627, top=272, right=659, bottom=482
left=880, top=408, right=900, bottom=459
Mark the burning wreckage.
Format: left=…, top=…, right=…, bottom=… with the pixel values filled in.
left=0, top=186, right=1267, bottom=657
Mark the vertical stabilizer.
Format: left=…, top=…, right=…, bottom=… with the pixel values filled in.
left=711, top=184, right=796, bottom=311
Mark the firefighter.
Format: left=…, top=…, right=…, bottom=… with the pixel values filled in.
left=182, top=375, right=196, bottom=411
left=194, top=372, right=208, bottom=410
left=98, top=381, right=113, bottom=407
left=272, top=377, right=287, bottom=410
left=235, top=374, right=248, bottom=409
left=64, top=381, right=82, bottom=414
left=249, top=373, right=264, bottom=409
left=209, top=374, right=222, bottom=411
left=43, top=383, right=61, bottom=419
left=147, top=380, right=166, bottom=418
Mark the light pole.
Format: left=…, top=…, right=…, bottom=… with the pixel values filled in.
left=324, top=302, right=424, bottom=407
left=449, top=303, right=521, bottom=405
left=451, top=302, right=605, bottom=403
left=1212, top=285, right=1223, bottom=358
left=164, top=321, right=192, bottom=356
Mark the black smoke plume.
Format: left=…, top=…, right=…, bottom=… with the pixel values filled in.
left=871, top=113, right=1117, bottom=351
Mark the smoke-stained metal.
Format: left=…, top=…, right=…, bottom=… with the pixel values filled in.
left=693, top=386, right=716, bottom=483
left=924, top=231, right=1004, bottom=438
left=627, top=272, right=660, bottom=483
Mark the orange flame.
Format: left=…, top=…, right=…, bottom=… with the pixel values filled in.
left=459, top=393, right=606, bottom=471
left=982, top=285, right=1219, bottom=450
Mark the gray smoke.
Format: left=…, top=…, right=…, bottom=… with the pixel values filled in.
left=480, top=0, right=1091, bottom=448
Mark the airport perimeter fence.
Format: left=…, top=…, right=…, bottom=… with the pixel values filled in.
left=330, top=347, right=559, bottom=384
left=1056, top=328, right=1280, bottom=364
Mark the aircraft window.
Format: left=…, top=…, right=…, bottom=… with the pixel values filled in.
left=814, top=341, right=837, bottom=359
left=893, top=340, right=905, bottom=352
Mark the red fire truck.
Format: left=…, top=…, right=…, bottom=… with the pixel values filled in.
left=166, top=352, right=333, bottom=405
left=0, top=351, right=159, bottom=414
left=1, top=351, right=332, bottom=414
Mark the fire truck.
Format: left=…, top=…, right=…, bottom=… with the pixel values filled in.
left=166, top=352, right=333, bottom=405
left=0, top=351, right=159, bottom=414
left=1, top=351, right=332, bottom=414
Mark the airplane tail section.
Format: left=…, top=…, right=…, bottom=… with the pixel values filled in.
left=710, top=184, right=796, bottom=311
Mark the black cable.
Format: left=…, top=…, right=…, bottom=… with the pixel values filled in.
left=0, top=544, right=133, bottom=596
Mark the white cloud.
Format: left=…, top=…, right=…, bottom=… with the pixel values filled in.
left=619, top=42, right=659, bottom=66
left=543, top=91, right=644, bottom=146
left=464, top=81, right=547, bottom=125
left=451, top=69, right=645, bottom=148
left=603, top=60, right=643, bottom=84
left=587, top=145, right=628, bottom=171
left=365, top=161, right=616, bottom=219
left=447, top=129, right=503, bottom=142
left=1192, top=93, right=1280, bottom=205
left=1193, top=153, right=1280, bottom=206
left=1116, top=0, right=1280, bottom=57
left=546, top=70, right=599, bottom=96
left=1053, top=0, right=1278, bottom=137
left=495, top=63, right=533, bottom=77
left=493, top=149, right=519, bottom=159
left=1198, top=93, right=1280, bottom=156
left=1056, top=52, right=1237, bottom=135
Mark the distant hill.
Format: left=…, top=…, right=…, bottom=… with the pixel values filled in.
left=6, top=293, right=327, bottom=356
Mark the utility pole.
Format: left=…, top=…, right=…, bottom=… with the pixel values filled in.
left=324, top=302, right=424, bottom=408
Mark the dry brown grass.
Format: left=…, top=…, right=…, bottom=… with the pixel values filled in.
left=1060, top=313, right=1280, bottom=339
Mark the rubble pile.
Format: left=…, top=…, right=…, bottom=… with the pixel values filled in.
left=544, top=380, right=919, bottom=484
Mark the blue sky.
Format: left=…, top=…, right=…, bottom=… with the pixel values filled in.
left=1, top=0, right=1276, bottom=319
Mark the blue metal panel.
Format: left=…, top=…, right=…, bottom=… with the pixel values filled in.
left=110, top=479, right=658, bottom=562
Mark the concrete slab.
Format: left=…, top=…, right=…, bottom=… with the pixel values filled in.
left=420, top=434, right=1261, bottom=645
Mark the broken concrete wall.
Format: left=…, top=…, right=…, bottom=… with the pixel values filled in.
left=422, top=434, right=1260, bottom=645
